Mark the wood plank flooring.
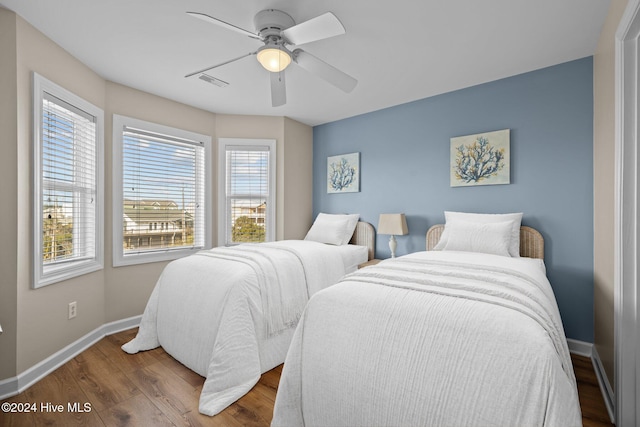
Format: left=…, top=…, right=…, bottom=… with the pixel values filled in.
left=0, top=328, right=614, bottom=426
left=573, top=353, right=615, bottom=427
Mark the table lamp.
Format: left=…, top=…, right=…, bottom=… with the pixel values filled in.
left=377, top=213, right=409, bottom=258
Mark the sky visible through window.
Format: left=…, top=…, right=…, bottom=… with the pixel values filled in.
left=122, top=134, right=198, bottom=210
left=44, top=123, right=268, bottom=213
left=43, top=106, right=89, bottom=214
left=42, top=101, right=97, bottom=263
left=229, top=150, right=269, bottom=198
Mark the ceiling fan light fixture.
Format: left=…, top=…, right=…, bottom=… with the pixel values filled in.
left=257, top=47, right=291, bottom=72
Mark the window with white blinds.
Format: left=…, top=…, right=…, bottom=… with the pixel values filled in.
left=33, top=73, right=104, bottom=288
left=113, top=115, right=212, bottom=266
left=218, top=139, right=276, bottom=246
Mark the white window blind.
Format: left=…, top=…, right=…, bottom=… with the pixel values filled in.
left=218, top=139, right=276, bottom=245
left=113, top=115, right=211, bottom=266
left=33, top=73, right=104, bottom=288
left=42, top=94, right=97, bottom=262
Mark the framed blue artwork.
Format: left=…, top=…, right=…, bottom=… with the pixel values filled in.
left=450, top=129, right=510, bottom=187
left=327, top=152, right=360, bottom=193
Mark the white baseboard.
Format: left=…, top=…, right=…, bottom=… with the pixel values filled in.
left=591, top=345, right=615, bottom=424
left=566, top=338, right=616, bottom=424
left=567, top=338, right=592, bottom=357
left=0, top=315, right=141, bottom=400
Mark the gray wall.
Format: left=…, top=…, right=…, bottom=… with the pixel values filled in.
left=313, top=57, right=594, bottom=342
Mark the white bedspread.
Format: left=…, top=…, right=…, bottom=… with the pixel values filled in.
left=272, top=251, right=582, bottom=427
left=122, top=240, right=366, bottom=416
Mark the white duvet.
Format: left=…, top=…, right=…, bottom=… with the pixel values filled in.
left=272, top=251, right=582, bottom=427
left=122, top=240, right=367, bottom=416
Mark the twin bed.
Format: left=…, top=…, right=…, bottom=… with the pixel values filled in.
left=123, top=211, right=581, bottom=426
left=122, top=216, right=375, bottom=415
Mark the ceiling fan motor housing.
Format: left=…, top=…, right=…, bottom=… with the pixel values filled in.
left=254, top=9, right=295, bottom=38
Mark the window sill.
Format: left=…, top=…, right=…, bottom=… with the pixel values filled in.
left=113, top=247, right=206, bottom=267
left=36, top=259, right=103, bottom=289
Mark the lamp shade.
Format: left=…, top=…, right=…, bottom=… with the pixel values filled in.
left=257, top=47, right=292, bottom=72
left=377, top=213, right=409, bottom=236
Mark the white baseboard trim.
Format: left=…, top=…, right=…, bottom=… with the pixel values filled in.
left=566, top=338, right=616, bottom=424
left=567, top=338, right=593, bottom=357
left=0, top=315, right=141, bottom=400
left=591, top=345, right=615, bottom=424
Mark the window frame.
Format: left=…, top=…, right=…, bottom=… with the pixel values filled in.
left=32, top=72, right=104, bottom=288
left=112, top=114, right=212, bottom=267
left=218, top=138, right=277, bottom=246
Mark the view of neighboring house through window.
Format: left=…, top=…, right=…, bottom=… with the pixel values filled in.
left=218, top=138, right=276, bottom=246
left=33, top=73, right=104, bottom=288
left=113, top=115, right=211, bottom=266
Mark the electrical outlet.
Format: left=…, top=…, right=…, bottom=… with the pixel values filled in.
left=68, top=301, right=77, bottom=319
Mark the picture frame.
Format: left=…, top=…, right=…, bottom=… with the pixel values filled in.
left=450, top=129, right=510, bottom=187
left=327, top=152, right=360, bottom=193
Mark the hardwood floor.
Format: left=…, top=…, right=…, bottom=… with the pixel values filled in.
left=1, top=328, right=614, bottom=426
left=573, top=354, right=615, bottom=427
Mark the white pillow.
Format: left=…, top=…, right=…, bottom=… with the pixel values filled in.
left=304, top=213, right=360, bottom=245
left=442, top=220, right=512, bottom=257
left=341, top=214, right=360, bottom=244
left=434, top=211, right=523, bottom=257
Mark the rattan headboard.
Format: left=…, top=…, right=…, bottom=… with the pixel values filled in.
left=350, top=221, right=376, bottom=260
left=426, top=224, right=544, bottom=259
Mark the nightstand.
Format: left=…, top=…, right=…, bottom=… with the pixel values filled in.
left=358, top=259, right=382, bottom=269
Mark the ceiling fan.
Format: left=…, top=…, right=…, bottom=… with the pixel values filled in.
left=185, top=9, right=357, bottom=107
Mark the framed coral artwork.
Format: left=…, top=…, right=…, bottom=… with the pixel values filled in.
left=450, top=129, right=510, bottom=187
left=327, top=152, right=360, bottom=193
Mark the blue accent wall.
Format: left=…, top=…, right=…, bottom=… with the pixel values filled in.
left=313, top=57, right=594, bottom=342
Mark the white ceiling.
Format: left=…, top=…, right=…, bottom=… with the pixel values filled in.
left=0, top=0, right=610, bottom=126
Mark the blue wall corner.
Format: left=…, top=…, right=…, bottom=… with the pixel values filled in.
left=312, top=57, right=594, bottom=342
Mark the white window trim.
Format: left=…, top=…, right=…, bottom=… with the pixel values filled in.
left=32, top=72, right=104, bottom=288
left=218, top=138, right=276, bottom=246
left=112, top=115, right=212, bottom=267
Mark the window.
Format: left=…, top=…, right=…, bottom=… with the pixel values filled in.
left=218, top=138, right=276, bottom=246
left=33, top=73, right=104, bottom=288
left=113, top=115, right=211, bottom=266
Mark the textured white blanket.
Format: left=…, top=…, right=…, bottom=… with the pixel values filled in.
left=273, top=251, right=582, bottom=427
left=122, top=240, right=358, bottom=416
left=197, top=245, right=309, bottom=336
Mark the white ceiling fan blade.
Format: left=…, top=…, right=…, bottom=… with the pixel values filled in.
left=293, top=49, right=357, bottom=93
left=281, top=12, right=345, bottom=46
left=185, top=52, right=256, bottom=78
left=187, top=12, right=261, bottom=40
left=270, top=72, right=286, bottom=107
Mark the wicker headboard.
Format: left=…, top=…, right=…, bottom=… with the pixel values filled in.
left=349, top=221, right=376, bottom=260
left=426, top=224, right=544, bottom=259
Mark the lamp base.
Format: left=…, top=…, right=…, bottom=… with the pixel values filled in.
left=389, top=235, right=397, bottom=258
